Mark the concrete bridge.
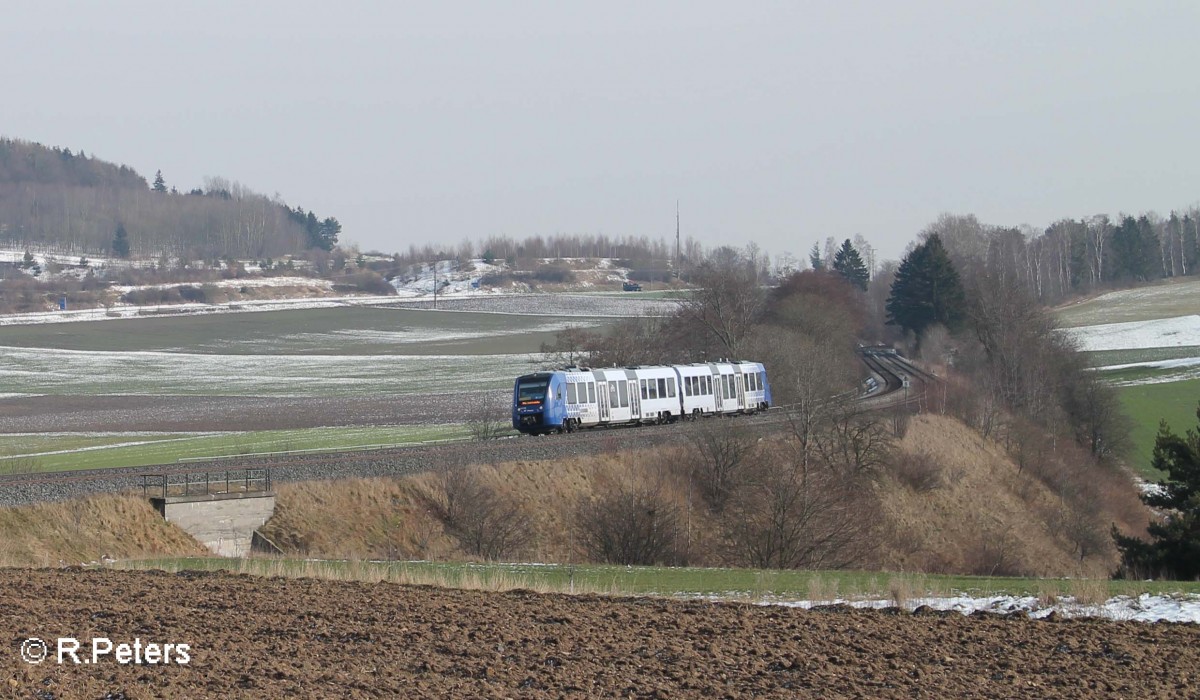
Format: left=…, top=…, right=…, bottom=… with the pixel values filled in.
left=143, top=469, right=277, bottom=557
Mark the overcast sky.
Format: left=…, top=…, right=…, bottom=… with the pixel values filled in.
left=4, top=1, right=1199, bottom=262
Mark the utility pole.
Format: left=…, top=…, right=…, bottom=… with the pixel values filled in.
left=675, top=200, right=681, bottom=277
left=432, top=260, right=438, bottom=310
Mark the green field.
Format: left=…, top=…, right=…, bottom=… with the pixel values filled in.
left=118, top=557, right=1200, bottom=600
left=1116, top=379, right=1200, bottom=479
left=1085, top=345, right=1200, bottom=368
left=0, top=425, right=474, bottom=472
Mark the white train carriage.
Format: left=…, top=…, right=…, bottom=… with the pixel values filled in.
left=708, top=362, right=742, bottom=415
left=678, top=363, right=718, bottom=418
left=630, top=365, right=680, bottom=423
left=560, top=367, right=637, bottom=431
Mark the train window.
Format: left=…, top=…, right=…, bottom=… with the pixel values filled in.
left=618, top=381, right=629, bottom=407
left=567, top=383, right=577, bottom=404
left=668, top=377, right=676, bottom=398
left=587, top=382, right=596, bottom=404
left=725, top=374, right=733, bottom=397
left=640, top=379, right=648, bottom=400
left=656, top=378, right=666, bottom=398
left=609, top=382, right=619, bottom=408
left=759, top=371, right=766, bottom=390
left=650, top=380, right=659, bottom=400
left=705, top=375, right=711, bottom=395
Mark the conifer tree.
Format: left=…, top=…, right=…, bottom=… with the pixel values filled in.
left=1115, top=406, right=1200, bottom=579
left=112, top=223, right=131, bottom=258
left=152, top=169, right=167, bottom=193
left=808, top=243, right=824, bottom=271
left=832, top=238, right=869, bottom=291
left=885, top=234, right=965, bottom=336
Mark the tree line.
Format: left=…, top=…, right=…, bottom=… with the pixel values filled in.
left=916, top=211, right=1200, bottom=306
left=0, top=138, right=339, bottom=260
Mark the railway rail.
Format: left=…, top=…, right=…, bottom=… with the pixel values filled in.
left=0, top=349, right=936, bottom=506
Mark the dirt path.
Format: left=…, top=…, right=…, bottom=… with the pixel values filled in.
left=3, top=569, right=1198, bottom=698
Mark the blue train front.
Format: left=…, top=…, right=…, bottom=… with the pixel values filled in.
left=512, top=371, right=568, bottom=434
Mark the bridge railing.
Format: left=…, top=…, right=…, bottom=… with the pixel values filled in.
left=141, top=468, right=271, bottom=499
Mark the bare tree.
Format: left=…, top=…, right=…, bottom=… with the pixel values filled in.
left=809, top=403, right=893, bottom=477
left=723, top=445, right=877, bottom=570
left=466, top=391, right=511, bottom=440
left=434, top=466, right=530, bottom=560
left=678, top=247, right=765, bottom=358
left=575, top=480, right=679, bottom=565
left=685, top=421, right=758, bottom=512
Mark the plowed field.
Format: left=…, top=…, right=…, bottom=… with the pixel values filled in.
left=3, top=569, right=1199, bottom=698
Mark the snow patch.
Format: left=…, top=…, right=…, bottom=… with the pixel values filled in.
left=773, top=592, right=1200, bottom=623
left=1067, top=315, right=1200, bottom=352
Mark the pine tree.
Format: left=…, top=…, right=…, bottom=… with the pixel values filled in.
left=808, top=243, right=824, bottom=271
left=885, top=234, right=965, bottom=337
left=152, top=169, right=167, bottom=193
left=112, top=224, right=131, bottom=258
left=1114, top=407, right=1200, bottom=579
left=832, top=238, right=869, bottom=291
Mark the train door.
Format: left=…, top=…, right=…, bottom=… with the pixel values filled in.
left=629, top=380, right=640, bottom=419
left=736, top=373, right=746, bottom=411
left=598, top=381, right=610, bottom=422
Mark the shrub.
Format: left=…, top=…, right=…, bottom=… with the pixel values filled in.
left=890, top=450, right=944, bottom=492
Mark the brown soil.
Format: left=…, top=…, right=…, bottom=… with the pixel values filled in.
left=2, top=569, right=1197, bottom=699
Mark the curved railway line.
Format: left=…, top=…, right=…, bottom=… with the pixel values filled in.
left=0, top=350, right=937, bottom=507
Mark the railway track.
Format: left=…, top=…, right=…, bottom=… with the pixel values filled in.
left=1, top=349, right=936, bottom=506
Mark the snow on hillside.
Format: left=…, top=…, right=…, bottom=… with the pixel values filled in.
left=1066, top=315, right=1200, bottom=352
left=390, top=259, right=505, bottom=297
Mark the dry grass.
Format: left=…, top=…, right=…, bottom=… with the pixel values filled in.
left=876, top=415, right=1134, bottom=579
left=261, top=448, right=711, bottom=565
left=1067, top=578, right=1113, bottom=607
left=0, top=493, right=207, bottom=567
left=115, top=557, right=621, bottom=596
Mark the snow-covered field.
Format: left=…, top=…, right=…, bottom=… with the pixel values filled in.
left=776, top=592, right=1200, bottom=623
left=1067, top=315, right=1200, bottom=352
left=0, top=294, right=407, bottom=327
left=0, top=345, right=544, bottom=397
left=1068, top=315, right=1200, bottom=385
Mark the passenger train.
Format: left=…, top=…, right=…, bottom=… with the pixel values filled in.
left=512, top=361, right=771, bottom=435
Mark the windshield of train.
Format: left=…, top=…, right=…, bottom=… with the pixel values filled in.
left=517, top=377, right=550, bottom=403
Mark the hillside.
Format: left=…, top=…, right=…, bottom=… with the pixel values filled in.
left=256, top=415, right=1145, bottom=579
left=0, top=137, right=338, bottom=259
